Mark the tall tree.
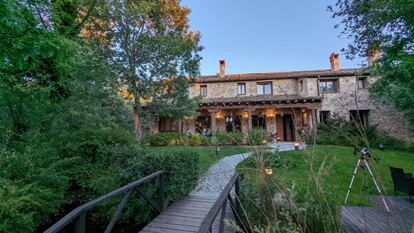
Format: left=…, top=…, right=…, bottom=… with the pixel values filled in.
left=109, top=0, right=202, bottom=141
left=329, top=0, right=414, bottom=130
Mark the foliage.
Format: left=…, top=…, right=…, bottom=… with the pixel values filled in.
left=213, top=131, right=245, bottom=145
left=0, top=147, right=71, bottom=233
left=247, top=128, right=269, bottom=146
left=329, top=0, right=414, bottom=131
left=91, top=147, right=200, bottom=226
left=243, top=151, right=296, bottom=170
left=306, top=118, right=414, bottom=151
left=106, top=0, right=203, bottom=140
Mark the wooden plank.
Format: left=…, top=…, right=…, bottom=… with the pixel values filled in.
left=341, top=196, right=414, bottom=233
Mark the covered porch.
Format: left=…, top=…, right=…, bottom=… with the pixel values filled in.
left=193, top=95, right=321, bottom=142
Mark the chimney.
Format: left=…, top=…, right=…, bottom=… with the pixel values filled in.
left=219, top=59, right=225, bottom=78
left=329, top=53, right=340, bottom=71
left=367, top=47, right=381, bottom=66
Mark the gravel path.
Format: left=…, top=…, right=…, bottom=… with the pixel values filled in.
left=190, top=142, right=305, bottom=197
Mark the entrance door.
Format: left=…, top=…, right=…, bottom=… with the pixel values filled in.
left=283, top=114, right=295, bottom=141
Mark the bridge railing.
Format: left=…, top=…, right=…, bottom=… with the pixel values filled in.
left=198, top=172, right=247, bottom=233
left=44, top=170, right=168, bottom=233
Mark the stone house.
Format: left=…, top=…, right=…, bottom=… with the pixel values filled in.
left=149, top=53, right=413, bottom=142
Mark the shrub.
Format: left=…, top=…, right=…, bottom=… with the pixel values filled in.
left=111, top=147, right=200, bottom=225
left=146, top=133, right=180, bottom=146
left=307, top=119, right=414, bottom=151
left=189, top=133, right=203, bottom=146
left=0, top=148, right=71, bottom=233
left=247, top=128, right=269, bottom=145
left=214, top=131, right=231, bottom=145
left=228, top=132, right=245, bottom=145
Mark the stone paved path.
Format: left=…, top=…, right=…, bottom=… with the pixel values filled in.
left=190, top=142, right=306, bottom=197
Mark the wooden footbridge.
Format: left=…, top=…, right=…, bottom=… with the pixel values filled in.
left=44, top=171, right=245, bottom=233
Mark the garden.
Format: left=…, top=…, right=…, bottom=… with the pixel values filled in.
left=236, top=143, right=414, bottom=232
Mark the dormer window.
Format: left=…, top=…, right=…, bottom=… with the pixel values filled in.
left=200, top=85, right=207, bottom=97
left=257, top=82, right=272, bottom=95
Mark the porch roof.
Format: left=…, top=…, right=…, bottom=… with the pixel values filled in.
left=199, top=95, right=321, bottom=109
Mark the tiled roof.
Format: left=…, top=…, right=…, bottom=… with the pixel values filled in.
left=200, top=95, right=321, bottom=105
left=194, top=68, right=368, bottom=83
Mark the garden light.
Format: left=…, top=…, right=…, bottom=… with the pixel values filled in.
left=379, top=143, right=384, bottom=151
left=264, top=168, right=273, bottom=176
left=294, top=142, right=300, bottom=151
left=262, top=140, right=268, bottom=145
left=215, top=146, right=220, bottom=156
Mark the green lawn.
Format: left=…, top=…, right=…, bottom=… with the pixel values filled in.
left=149, top=145, right=249, bottom=176
left=238, top=145, right=414, bottom=206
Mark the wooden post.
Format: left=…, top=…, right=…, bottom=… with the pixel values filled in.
left=159, top=173, right=165, bottom=212
left=75, top=212, right=86, bottom=233
left=247, top=110, right=253, bottom=131
left=210, top=111, right=216, bottom=132
left=177, top=119, right=183, bottom=134
left=218, top=199, right=227, bottom=233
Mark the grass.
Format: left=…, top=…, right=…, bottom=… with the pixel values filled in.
left=238, top=145, right=414, bottom=206
left=148, top=145, right=249, bottom=176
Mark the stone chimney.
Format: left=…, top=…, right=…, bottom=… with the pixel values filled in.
left=329, top=53, right=340, bottom=71
left=219, top=59, right=225, bottom=78
left=367, top=48, right=381, bottom=66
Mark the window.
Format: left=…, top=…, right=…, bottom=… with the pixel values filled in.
left=200, top=85, right=207, bottom=97
left=237, top=83, right=246, bottom=95
left=159, top=117, right=178, bottom=132
left=225, top=115, right=242, bottom=132
left=299, top=80, right=304, bottom=91
left=350, top=110, right=370, bottom=127
left=257, top=82, right=272, bottom=95
left=357, top=77, right=367, bottom=89
left=319, top=79, right=339, bottom=93
left=252, top=115, right=266, bottom=129
left=320, top=111, right=330, bottom=124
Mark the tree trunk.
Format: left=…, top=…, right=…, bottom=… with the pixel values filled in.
left=133, top=104, right=142, bottom=142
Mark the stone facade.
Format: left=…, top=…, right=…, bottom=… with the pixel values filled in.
left=151, top=55, right=413, bottom=143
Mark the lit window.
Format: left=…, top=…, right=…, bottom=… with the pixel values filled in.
left=257, top=82, right=272, bottom=95
left=237, top=83, right=246, bottom=95
left=200, top=85, right=207, bottom=97
left=357, top=77, right=367, bottom=89
left=319, top=79, right=338, bottom=93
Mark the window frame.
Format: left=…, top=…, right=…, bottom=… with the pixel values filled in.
left=237, top=83, right=246, bottom=95
left=200, top=85, right=207, bottom=97
left=159, top=117, right=178, bottom=132
left=357, top=76, right=367, bottom=89
left=256, top=81, right=273, bottom=95
left=349, top=110, right=370, bottom=127
left=320, top=111, right=330, bottom=124
left=319, top=79, right=339, bottom=93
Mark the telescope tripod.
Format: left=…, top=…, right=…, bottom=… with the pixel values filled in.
left=344, top=156, right=390, bottom=213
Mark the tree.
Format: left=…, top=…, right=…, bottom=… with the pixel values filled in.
left=108, top=0, right=202, bottom=141
left=329, top=0, right=414, bottom=130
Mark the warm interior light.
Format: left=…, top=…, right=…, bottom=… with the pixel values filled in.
left=264, top=168, right=273, bottom=176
